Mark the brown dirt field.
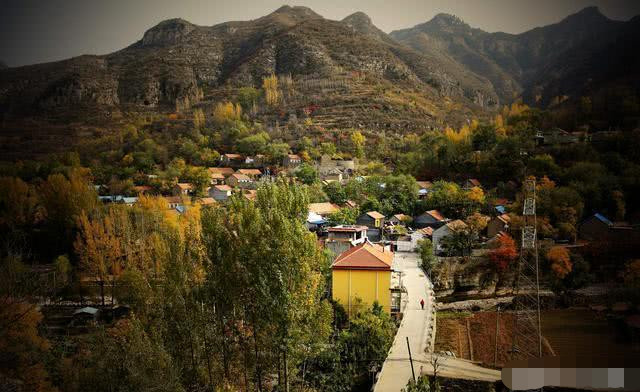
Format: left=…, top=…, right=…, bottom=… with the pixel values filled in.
left=436, top=311, right=554, bottom=367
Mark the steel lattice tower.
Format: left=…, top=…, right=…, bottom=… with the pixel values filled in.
left=511, top=178, right=543, bottom=359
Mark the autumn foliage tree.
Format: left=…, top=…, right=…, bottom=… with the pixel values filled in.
left=488, top=234, right=518, bottom=272
left=547, top=246, right=572, bottom=279
left=262, top=74, right=281, bottom=106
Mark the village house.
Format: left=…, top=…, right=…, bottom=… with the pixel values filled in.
left=242, top=189, right=257, bottom=201
left=325, top=225, right=368, bottom=255
left=389, top=214, right=411, bottom=226
left=220, top=153, right=244, bottom=167
left=432, top=219, right=468, bottom=254
left=579, top=213, right=613, bottom=241
left=357, top=211, right=385, bottom=229
left=462, top=178, right=482, bottom=190
left=317, top=155, right=355, bottom=181
left=487, top=213, right=510, bottom=238
left=98, top=195, right=139, bottom=206
left=356, top=211, right=385, bottom=241
left=538, top=127, right=581, bottom=146
left=331, top=242, right=393, bottom=316
left=133, top=185, right=153, bottom=195
left=236, top=168, right=262, bottom=179
left=196, top=197, right=216, bottom=207
left=416, top=181, right=433, bottom=199
left=414, top=209, right=447, bottom=229
left=227, top=173, right=253, bottom=189
left=173, top=183, right=193, bottom=196
left=283, top=154, right=302, bottom=169
left=309, top=202, right=341, bottom=217
left=210, top=185, right=232, bottom=202
left=164, top=196, right=183, bottom=210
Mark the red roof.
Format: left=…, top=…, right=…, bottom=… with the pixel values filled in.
left=332, top=242, right=393, bottom=271
left=214, top=185, right=232, bottom=191
left=468, top=178, right=482, bottom=187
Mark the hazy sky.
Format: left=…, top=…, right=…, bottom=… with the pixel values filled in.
left=1, top=0, right=639, bottom=67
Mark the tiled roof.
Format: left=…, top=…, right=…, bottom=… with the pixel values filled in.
left=419, top=227, right=434, bottom=236
left=287, top=154, right=301, bottom=159
left=214, top=185, right=232, bottom=191
left=223, top=153, right=243, bottom=159
left=393, top=214, right=411, bottom=221
left=176, top=183, right=193, bottom=190
left=332, top=242, right=393, bottom=271
left=366, top=211, right=385, bottom=219
left=237, top=169, right=262, bottom=176
left=230, top=173, right=251, bottom=181
left=468, top=178, right=482, bottom=187
left=197, top=197, right=216, bottom=205
left=424, top=209, right=445, bottom=221
left=445, top=219, right=467, bottom=231
left=309, top=202, right=341, bottom=216
left=208, top=167, right=235, bottom=176
left=497, top=214, right=510, bottom=224
left=416, top=181, right=433, bottom=189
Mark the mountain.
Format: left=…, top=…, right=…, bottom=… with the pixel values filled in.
left=0, top=5, right=495, bottom=134
left=391, top=6, right=640, bottom=117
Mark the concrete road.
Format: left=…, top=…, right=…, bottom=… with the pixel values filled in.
left=374, top=252, right=501, bottom=391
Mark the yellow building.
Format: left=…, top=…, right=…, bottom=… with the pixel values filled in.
left=331, top=242, right=393, bottom=315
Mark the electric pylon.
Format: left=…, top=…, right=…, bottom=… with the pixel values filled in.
left=511, top=177, right=542, bottom=359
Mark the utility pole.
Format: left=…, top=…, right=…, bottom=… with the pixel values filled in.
left=494, top=305, right=500, bottom=366
left=406, top=337, right=416, bottom=382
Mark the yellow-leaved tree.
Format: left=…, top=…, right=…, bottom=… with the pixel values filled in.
left=213, top=102, right=242, bottom=125
left=262, top=74, right=281, bottom=106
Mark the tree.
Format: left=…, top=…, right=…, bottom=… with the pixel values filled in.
left=38, top=169, right=98, bottom=256
left=262, top=74, right=281, bottom=106
left=213, top=101, right=242, bottom=125
left=201, top=180, right=332, bottom=389
left=0, top=302, right=57, bottom=392
left=193, top=108, right=205, bottom=129
left=69, top=317, right=183, bottom=392
left=74, top=209, right=122, bottom=305
left=547, top=246, right=572, bottom=279
left=295, top=163, right=318, bottom=185
left=237, top=132, right=270, bottom=156
left=327, top=207, right=359, bottom=226
left=417, top=239, right=436, bottom=276
left=488, top=234, right=517, bottom=272
left=324, top=182, right=348, bottom=205
left=350, top=130, right=366, bottom=159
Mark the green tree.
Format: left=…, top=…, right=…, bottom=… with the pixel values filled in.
left=417, top=239, right=437, bottom=277
left=295, top=163, right=318, bottom=185
left=324, top=182, right=348, bottom=205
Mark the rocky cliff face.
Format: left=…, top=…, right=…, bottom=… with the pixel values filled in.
left=0, top=5, right=496, bottom=120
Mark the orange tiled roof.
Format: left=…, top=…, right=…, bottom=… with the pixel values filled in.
left=309, top=202, right=341, bottom=216
left=209, top=167, right=235, bottom=176
left=332, top=242, right=393, bottom=271
left=237, top=169, right=262, bottom=176
left=425, top=209, right=445, bottom=221
left=214, top=185, right=232, bottom=191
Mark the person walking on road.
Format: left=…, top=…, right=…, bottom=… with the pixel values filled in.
left=420, top=298, right=425, bottom=310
